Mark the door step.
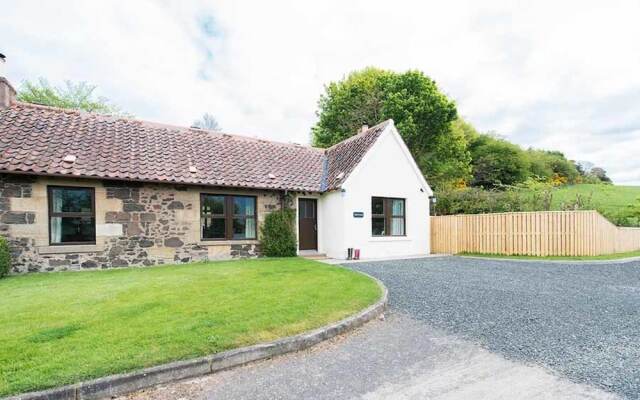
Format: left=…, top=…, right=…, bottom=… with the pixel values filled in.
left=299, top=251, right=327, bottom=260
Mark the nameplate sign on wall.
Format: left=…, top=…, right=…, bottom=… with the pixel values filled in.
left=353, top=212, right=364, bottom=218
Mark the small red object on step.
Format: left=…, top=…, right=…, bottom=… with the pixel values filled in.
left=354, top=249, right=360, bottom=260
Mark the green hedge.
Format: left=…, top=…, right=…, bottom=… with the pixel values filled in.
left=0, top=236, right=11, bottom=278
left=260, top=209, right=297, bottom=257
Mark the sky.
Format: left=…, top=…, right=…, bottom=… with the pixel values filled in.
left=1, top=0, right=639, bottom=184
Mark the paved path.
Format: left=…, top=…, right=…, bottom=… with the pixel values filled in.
left=122, top=312, right=616, bottom=400
left=123, top=256, right=640, bottom=399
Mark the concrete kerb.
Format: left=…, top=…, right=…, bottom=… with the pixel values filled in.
left=5, top=271, right=388, bottom=400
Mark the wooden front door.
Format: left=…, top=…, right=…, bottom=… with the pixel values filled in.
left=298, top=198, right=317, bottom=250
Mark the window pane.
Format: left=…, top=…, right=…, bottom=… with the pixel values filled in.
left=298, top=201, right=306, bottom=218
left=233, top=217, right=257, bottom=239
left=391, top=217, right=405, bottom=236
left=304, top=201, right=315, bottom=218
left=372, top=217, right=385, bottom=236
left=202, top=195, right=224, bottom=215
left=233, top=218, right=255, bottom=239
left=392, top=199, right=404, bottom=216
left=51, top=216, right=95, bottom=243
left=234, top=196, right=255, bottom=216
left=372, top=197, right=384, bottom=215
left=51, top=188, right=92, bottom=213
left=246, top=217, right=256, bottom=239
left=202, top=217, right=225, bottom=239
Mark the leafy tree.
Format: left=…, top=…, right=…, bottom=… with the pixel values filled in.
left=468, top=134, right=530, bottom=188
left=312, top=67, right=467, bottom=189
left=17, top=78, right=126, bottom=115
left=427, top=119, right=472, bottom=187
left=450, top=117, right=480, bottom=143
left=526, top=149, right=555, bottom=180
left=589, top=167, right=612, bottom=183
left=192, top=113, right=221, bottom=131
left=526, top=149, right=580, bottom=184
left=575, top=161, right=588, bottom=177
left=577, top=160, right=595, bottom=174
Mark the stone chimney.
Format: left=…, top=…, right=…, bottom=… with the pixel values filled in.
left=0, top=53, right=16, bottom=109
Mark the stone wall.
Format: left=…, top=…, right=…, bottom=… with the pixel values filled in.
left=0, top=174, right=282, bottom=273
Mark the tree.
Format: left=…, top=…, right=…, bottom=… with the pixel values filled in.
left=17, top=78, right=126, bottom=115
left=450, top=117, right=480, bottom=143
left=469, top=134, right=530, bottom=188
left=526, top=149, right=580, bottom=184
left=192, top=113, right=221, bottom=131
left=426, top=119, right=472, bottom=187
left=311, top=67, right=468, bottom=189
left=577, top=161, right=594, bottom=175
left=589, top=167, right=612, bottom=183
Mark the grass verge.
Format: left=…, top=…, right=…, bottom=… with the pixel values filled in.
left=0, top=258, right=380, bottom=396
left=459, top=250, right=640, bottom=261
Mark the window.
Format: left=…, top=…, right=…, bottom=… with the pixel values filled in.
left=48, top=186, right=96, bottom=245
left=201, top=194, right=257, bottom=240
left=298, top=199, right=315, bottom=219
left=371, top=197, right=405, bottom=236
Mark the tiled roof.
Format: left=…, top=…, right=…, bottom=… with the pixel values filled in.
left=0, top=102, right=389, bottom=192
left=323, top=121, right=390, bottom=190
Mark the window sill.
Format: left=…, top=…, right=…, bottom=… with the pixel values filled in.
left=197, top=240, right=260, bottom=247
left=368, top=236, right=411, bottom=243
left=38, top=244, right=105, bottom=255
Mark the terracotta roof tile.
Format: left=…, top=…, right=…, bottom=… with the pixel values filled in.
left=0, top=102, right=389, bottom=192
left=323, top=121, right=390, bottom=190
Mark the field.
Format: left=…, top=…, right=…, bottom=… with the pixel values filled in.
left=551, top=184, right=640, bottom=216
left=0, top=258, right=380, bottom=396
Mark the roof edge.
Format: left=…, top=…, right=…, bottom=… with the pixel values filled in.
left=324, top=120, right=394, bottom=191
left=324, top=119, right=393, bottom=152
left=0, top=169, right=324, bottom=193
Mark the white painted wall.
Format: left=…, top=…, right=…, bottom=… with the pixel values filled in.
left=317, top=190, right=343, bottom=257
left=318, top=123, right=431, bottom=259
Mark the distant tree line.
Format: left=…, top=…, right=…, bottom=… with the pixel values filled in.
left=311, top=67, right=611, bottom=190
left=16, top=73, right=611, bottom=193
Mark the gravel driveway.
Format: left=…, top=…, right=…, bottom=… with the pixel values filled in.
left=351, top=256, right=640, bottom=399
left=122, top=256, right=639, bottom=400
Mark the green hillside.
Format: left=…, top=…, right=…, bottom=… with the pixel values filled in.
left=551, top=184, right=640, bottom=213
left=551, top=184, right=640, bottom=225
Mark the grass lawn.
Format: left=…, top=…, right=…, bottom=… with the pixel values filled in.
left=551, top=184, right=640, bottom=215
left=460, top=250, right=640, bottom=261
left=0, top=258, right=381, bottom=396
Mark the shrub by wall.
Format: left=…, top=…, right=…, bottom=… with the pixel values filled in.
left=260, top=209, right=297, bottom=257
left=0, top=236, right=11, bottom=278
left=434, top=187, right=527, bottom=215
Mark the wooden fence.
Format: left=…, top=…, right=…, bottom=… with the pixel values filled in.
left=431, top=210, right=640, bottom=256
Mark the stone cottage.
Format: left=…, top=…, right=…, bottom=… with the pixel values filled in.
left=0, top=74, right=433, bottom=274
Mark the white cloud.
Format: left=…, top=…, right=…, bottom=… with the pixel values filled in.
left=1, top=0, right=639, bottom=184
